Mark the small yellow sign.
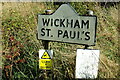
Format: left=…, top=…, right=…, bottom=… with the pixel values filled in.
left=39, top=59, right=52, bottom=70
left=39, top=51, right=52, bottom=70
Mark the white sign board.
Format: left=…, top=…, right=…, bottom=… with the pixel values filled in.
left=39, top=50, right=53, bottom=70
left=38, top=4, right=97, bottom=46
left=75, top=49, right=100, bottom=79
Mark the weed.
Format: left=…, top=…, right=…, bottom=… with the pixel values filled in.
left=2, top=2, right=119, bottom=79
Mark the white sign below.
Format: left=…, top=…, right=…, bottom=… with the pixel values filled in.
left=75, top=49, right=100, bottom=79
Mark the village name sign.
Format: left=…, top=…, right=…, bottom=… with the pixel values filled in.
left=38, top=4, right=97, bottom=45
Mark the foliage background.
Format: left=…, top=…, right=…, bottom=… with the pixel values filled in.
left=1, top=2, right=120, bottom=79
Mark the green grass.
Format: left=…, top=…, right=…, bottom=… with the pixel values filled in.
left=2, top=2, right=119, bottom=79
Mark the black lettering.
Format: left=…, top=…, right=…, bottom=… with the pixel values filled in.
left=60, top=19, right=65, bottom=27
left=63, top=30, right=69, bottom=38
left=66, top=19, right=73, bottom=28
left=42, top=18, right=50, bottom=26
left=54, top=19, right=59, bottom=27
left=70, top=31, right=76, bottom=39
left=58, top=30, right=63, bottom=37
left=46, top=66, right=51, bottom=68
left=85, top=32, right=90, bottom=40
left=74, top=20, right=80, bottom=28
left=51, top=19, right=53, bottom=26
left=41, top=28, right=45, bottom=36
left=77, top=31, right=80, bottom=40
left=46, top=61, right=50, bottom=63
left=46, top=29, right=51, bottom=37
left=81, top=20, right=89, bottom=29
left=42, top=60, right=45, bottom=63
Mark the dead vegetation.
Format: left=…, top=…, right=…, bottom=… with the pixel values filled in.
left=1, top=2, right=119, bottom=79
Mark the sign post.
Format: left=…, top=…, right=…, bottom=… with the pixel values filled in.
left=75, top=9, right=100, bottom=79
left=41, top=10, right=53, bottom=50
left=38, top=4, right=97, bottom=46
left=39, top=10, right=53, bottom=79
left=37, top=4, right=99, bottom=79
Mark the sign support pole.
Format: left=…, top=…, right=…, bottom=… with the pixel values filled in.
left=76, top=10, right=100, bottom=79
left=42, top=10, right=52, bottom=50
left=42, top=40, right=49, bottom=49
left=40, top=10, right=53, bottom=79
left=84, top=10, right=94, bottom=49
left=84, top=45, right=89, bottom=49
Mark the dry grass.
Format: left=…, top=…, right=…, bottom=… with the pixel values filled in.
left=2, top=2, right=119, bottom=79
left=2, top=2, right=45, bottom=19
left=99, top=54, right=119, bottom=78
